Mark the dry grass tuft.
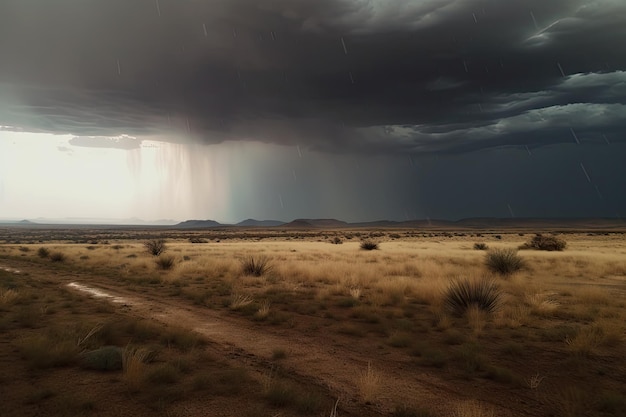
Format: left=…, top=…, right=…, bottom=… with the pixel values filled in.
left=255, top=300, right=271, bottom=319
left=122, top=347, right=151, bottom=392
left=357, top=361, right=382, bottom=404
left=230, top=294, right=254, bottom=310
left=0, top=288, right=19, bottom=306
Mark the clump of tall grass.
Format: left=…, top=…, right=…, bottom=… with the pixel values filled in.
left=122, top=347, right=151, bottom=391
left=485, top=248, right=524, bottom=275
left=37, top=247, right=50, bottom=258
left=0, top=288, right=19, bottom=306
left=357, top=361, right=381, bottom=404
left=520, top=234, right=566, bottom=251
left=473, top=243, right=488, bottom=250
left=241, top=256, right=272, bottom=276
left=360, top=241, right=379, bottom=251
left=155, top=255, right=175, bottom=270
left=444, top=278, right=501, bottom=317
left=144, top=239, right=167, bottom=256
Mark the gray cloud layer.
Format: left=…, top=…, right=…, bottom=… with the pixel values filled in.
left=1, top=0, right=624, bottom=153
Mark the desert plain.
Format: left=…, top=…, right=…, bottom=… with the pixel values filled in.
left=1, top=225, right=625, bottom=417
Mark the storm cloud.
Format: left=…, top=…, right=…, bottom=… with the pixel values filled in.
left=1, top=0, right=625, bottom=154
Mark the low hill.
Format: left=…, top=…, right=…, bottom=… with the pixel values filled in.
left=174, top=219, right=223, bottom=228
left=236, top=219, right=285, bottom=227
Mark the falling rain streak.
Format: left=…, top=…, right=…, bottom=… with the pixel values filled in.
left=340, top=37, right=348, bottom=55
left=557, top=62, right=566, bottom=77
left=203, top=24, right=208, bottom=37
left=117, top=59, right=121, bottom=75
left=155, top=0, right=161, bottom=17
left=507, top=204, right=515, bottom=218
left=580, top=163, right=591, bottom=183
left=530, top=11, right=539, bottom=30
left=570, top=128, right=580, bottom=144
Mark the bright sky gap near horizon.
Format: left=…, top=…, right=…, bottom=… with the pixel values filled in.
left=0, top=0, right=625, bottom=223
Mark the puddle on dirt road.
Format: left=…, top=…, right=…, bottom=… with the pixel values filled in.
left=67, top=282, right=130, bottom=304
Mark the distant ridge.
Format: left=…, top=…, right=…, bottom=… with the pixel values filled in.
left=1, top=217, right=624, bottom=231
left=236, top=219, right=285, bottom=227
left=175, top=219, right=223, bottom=228
left=282, top=219, right=348, bottom=228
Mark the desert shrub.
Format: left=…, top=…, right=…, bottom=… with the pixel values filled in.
left=485, top=248, right=524, bottom=275
left=37, top=247, right=50, bottom=258
left=144, top=239, right=167, bottom=256
left=155, top=255, right=175, bottom=270
left=473, top=242, right=488, bottom=250
left=360, top=240, right=379, bottom=250
left=331, top=237, right=343, bottom=244
left=49, top=252, right=66, bottom=262
left=189, top=237, right=208, bottom=243
left=241, top=256, right=272, bottom=276
left=444, top=278, right=501, bottom=316
left=520, top=234, right=566, bottom=251
left=18, top=246, right=30, bottom=252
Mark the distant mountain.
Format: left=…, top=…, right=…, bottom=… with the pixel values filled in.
left=282, top=219, right=348, bottom=228
left=174, top=219, right=223, bottom=228
left=281, top=219, right=316, bottom=228
left=236, top=219, right=285, bottom=227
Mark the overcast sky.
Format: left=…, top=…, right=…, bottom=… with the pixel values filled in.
left=0, top=0, right=624, bottom=223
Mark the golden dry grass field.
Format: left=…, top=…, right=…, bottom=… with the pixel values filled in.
left=1, top=227, right=625, bottom=416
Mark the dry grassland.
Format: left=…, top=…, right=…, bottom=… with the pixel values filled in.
left=1, top=228, right=625, bottom=416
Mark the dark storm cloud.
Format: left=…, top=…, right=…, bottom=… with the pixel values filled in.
left=0, top=0, right=625, bottom=153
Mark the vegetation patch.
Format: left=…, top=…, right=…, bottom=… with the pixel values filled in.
left=520, top=234, right=567, bottom=251
left=444, top=278, right=501, bottom=317
left=485, top=248, right=524, bottom=275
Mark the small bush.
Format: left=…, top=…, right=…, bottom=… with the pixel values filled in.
left=144, top=239, right=167, bottom=256
left=473, top=242, right=488, bottom=250
left=155, top=255, right=175, bottom=270
left=241, top=256, right=272, bottom=276
left=49, top=252, right=66, bottom=262
left=485, top=248, right=524, bottom=275
left=360, top=240, right=379, bottom=250
left=37, top=247, right=50, bottom=258
left=520, top=234, right=566, bottom=251
left=444, top=278, right=501, bottom=317
left=189, top=237, right=208, bottom=243
left=331, top=237, right=343, bottom=244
